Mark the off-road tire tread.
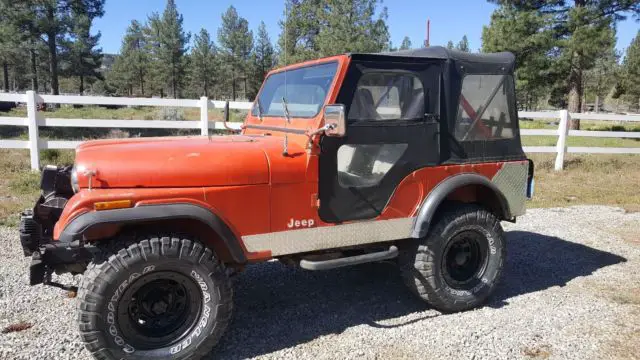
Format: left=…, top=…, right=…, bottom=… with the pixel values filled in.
left=400, top=204, right=505, bottom=313
left=77, top=235, right=233, bottom=360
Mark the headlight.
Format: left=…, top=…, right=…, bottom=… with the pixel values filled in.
left=70, top=166, right=79, bottom=193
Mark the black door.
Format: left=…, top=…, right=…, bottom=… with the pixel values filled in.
left=318, top=61, right=442, bottom=223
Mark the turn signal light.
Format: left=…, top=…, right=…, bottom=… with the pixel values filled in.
left=94, top=200, right=132, bottom=211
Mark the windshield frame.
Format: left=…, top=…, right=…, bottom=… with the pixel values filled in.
left=252, top=60, right=339, bottom=119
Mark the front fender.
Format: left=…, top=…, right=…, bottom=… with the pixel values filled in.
left=58, top=203, right=247, bottom=264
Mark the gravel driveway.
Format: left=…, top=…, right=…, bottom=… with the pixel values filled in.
left=1, top=205, right=639, bottom=360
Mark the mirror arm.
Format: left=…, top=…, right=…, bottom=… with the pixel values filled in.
left=305, top=123, right=337, bottom=149
left=222, top=101, right=241, bottom=133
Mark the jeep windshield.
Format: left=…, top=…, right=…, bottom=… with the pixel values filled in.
left=252, top=61, right=338, bottom=118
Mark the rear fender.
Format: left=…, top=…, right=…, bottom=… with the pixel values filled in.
left=411, top=173, right=512, bottom=239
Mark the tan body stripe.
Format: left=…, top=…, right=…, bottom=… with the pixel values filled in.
left=242, top=217, right=415, bottom=256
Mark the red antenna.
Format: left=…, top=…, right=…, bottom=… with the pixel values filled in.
left=425, top=19, right=431, bottom=48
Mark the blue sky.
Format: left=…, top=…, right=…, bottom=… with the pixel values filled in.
left=94, top=0, right=639, bottom=56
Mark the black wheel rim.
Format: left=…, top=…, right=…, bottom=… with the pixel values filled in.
left=117, top=271, right=202, bottom=350
left=441, top=230, right=489, bottom=289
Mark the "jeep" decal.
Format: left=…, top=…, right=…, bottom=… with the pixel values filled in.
left=287, top=218, right=315, bottom=229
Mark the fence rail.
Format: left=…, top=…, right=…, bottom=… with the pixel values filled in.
left=1, top=91, right=639, bottom=171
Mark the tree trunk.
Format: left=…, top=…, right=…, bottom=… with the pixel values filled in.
left=47, top=37, right=59, bottom=95
left=79, top=75, right=84, bottom=95
left=2, top=62, right=9, bottom=92
left=231, top=62, right=237, bottom=100
left=46, top=6, right=59, bottom=96
left=232, top=72, right=236, bottom=101
left=139, top=71, right=144, bottom=95
left=243, top=76, right=247, bottom=100
left=567, top=67, right=582, bottom=130
left=594, top=95, right=599, bottom=113
left=30, top=47, right=38, bottom=91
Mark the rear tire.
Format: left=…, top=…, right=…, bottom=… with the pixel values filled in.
left=399, top=204, right=506, bottom=312
left=77, top=236, right=233, bottom=359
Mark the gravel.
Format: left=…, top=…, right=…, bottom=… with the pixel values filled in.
left=1, top=205, right=639, bottom=360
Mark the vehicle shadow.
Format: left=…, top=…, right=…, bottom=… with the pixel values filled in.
left=208, top=231, right=626, bottom=359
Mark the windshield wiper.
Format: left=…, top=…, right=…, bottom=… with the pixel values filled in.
left=281, top=97, right=292, bottom=156
left=281, top=97, right=291, bottom=124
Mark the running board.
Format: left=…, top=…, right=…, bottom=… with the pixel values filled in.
left=299, top=246, right=398, bottom=271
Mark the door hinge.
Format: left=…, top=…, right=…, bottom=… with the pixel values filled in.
left=311, top=193, right=320, bottom=208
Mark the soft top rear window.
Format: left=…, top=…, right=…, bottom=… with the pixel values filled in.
left=454, top=74, right=515, bottom=141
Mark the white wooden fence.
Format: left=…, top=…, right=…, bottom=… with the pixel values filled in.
left=0, top=91, right=248, bottom=170
left=519, top=110, right=640, bottom=169
left=0, top=91, right=639, bottom=171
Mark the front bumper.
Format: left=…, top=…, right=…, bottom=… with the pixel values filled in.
left=19, top=166, right=97, bottom=286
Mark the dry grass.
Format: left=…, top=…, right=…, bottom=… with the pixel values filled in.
left=0, top=149, right=73, bottom=226
left=527, top=154, right=640, bottom=212
left=522, top=135, right=640, bottom=148
left=606, top=308, right=640, bottom=360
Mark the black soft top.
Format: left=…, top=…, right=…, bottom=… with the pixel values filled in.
left=350, top=46, right=515, bottom=74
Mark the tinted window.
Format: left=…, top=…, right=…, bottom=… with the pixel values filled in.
left=253, top=62, right=338, bottom=118
left=348, top=73, right=424, bottom=121
left=455, top=74, right=515, bottom=141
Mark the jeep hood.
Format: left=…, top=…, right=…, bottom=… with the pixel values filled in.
left=74, top=135, right=280, bottom=188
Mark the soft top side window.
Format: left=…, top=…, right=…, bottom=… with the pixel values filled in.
left=454, top=74, right=515, bottom=141
left=348, top=72, right=425, bottom=121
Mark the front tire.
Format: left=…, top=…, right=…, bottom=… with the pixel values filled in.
left=77, top=236, right=233, bottom=359
left=400, top=204, right=506, bottom=312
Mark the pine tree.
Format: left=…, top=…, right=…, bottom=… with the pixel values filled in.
left=218, top=6, right=253, bottom=100
left=157, top=0, right=190, bottom=98
left=143, top=12, right=165, bottom=97
left=584, top=43, right=618, bottom=112
left=446, top=40, right=454, bottom=50
left=108, top=54, right=134, bottom=95
left=314, top=0, right=390, bottom=57
left=67, top=14, right=103, bottom=94
left=107, top=20, right=148, bottom=96
left=1, top=0, right=105, bottom=95
left=250, top=21, right=275, bottom=98
left=486, top=0, right=638, bottom=128
left=619, top=31, right=640, bottom=111
left=277, top=0, right=389, bottom=64
left=190, top=28, right=217, bottom=97
left=399, top=36, right=412, bottom=50
left=482, top=7, right=554, bottom=110
left=278, top=0, right=323, bottom=65
left=0, top=11, right=22, bottom=92
left=456, top=35, right=470, bottom=52
left=122, top=20, right=148, bottom=96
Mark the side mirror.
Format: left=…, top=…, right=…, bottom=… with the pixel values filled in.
left=324, top=104, right=346, bottom=137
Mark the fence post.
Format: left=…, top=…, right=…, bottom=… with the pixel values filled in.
left=26, top=90, right=40, bottom=170
left=199, top=96, right=209, bottom=136
left=554, top=109, right=570, bottom=171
